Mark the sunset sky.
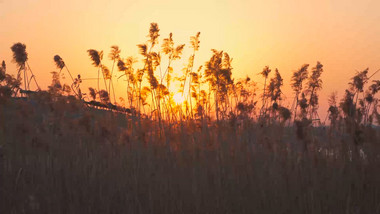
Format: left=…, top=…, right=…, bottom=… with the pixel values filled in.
left=1, top=0, right=380, bottom=117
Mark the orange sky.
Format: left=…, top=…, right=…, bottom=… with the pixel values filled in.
left=1, top=0, right=380, bottom=118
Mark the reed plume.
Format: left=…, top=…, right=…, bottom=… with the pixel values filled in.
left=148, top=23, right=160, bottom=47
left=10, top=43, right=28, bottom=69
left=53, top=55, right=65, bottom=70
left=306, top=62, right=324, bottom=120
left=291, top=64, right=309, bottom=121
left=10, top=43, right=40, bottom=92
left=107, top=46, right=121, bottom=103
left=190, top=32, right=200, bottom=51
left=87, top=49, right=104, bottom=93
left=87, top=49, right=102, bottom=67
left=0, top=61, right=5, bottom=81
left=88, top=87, right=97, bottom=101
left=108, top=46, right=121, bottom=61
left=99, top=90, right=110, bottom=104
left=259, top=66, right=271, bottom=118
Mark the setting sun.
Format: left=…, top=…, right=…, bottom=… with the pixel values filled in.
left=173, top=93, right=185, bottom=105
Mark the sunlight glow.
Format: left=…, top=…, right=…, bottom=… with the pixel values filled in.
left=173, top=93, right=185, bottom=105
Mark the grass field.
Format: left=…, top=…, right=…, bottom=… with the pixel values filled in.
left=1, top=95, right=380, bottom=214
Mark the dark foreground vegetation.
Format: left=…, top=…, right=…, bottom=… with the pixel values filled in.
left=1, top=95, right=380, bottom=214
left=1, top=23, right=380, bottom=213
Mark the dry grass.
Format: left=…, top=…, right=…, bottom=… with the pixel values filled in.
left=1, top=95, right=380, bottom=214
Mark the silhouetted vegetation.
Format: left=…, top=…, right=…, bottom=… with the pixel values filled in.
left=1, top=23, right=380, bottom=213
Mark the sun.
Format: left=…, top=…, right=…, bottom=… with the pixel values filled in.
left=173, top=93, right=185, bottom=105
